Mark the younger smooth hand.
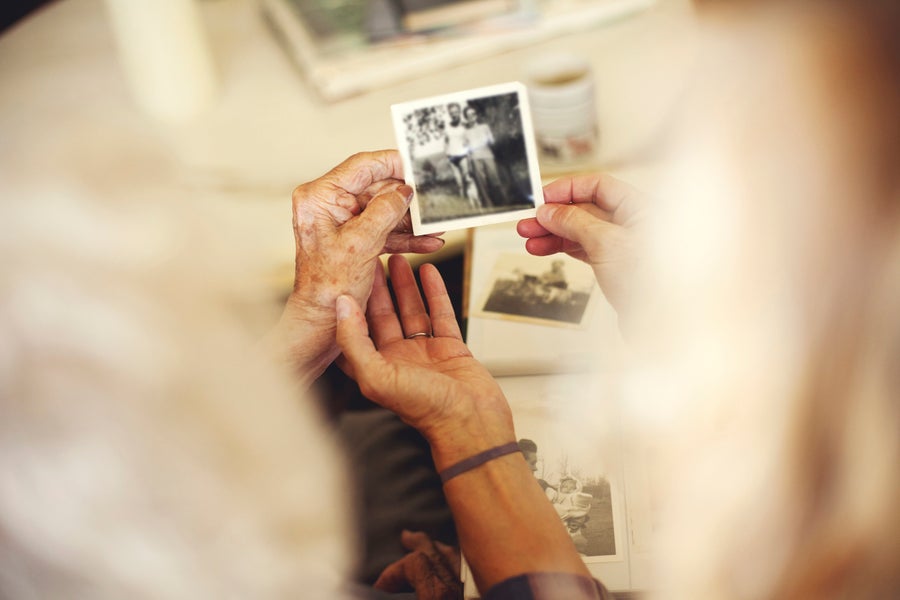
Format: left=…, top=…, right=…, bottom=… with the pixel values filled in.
left=517, top=173, right=645, bottom=313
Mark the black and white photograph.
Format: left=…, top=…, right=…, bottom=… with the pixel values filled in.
left=391, top=82, right=543, bottom=235
left=509, top=380, right=624, bottom=562
left=519, top=437, right=618, bottom=558
left=474, top=252, right=597, bottom=328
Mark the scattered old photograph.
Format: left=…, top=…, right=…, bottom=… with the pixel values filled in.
left=391, top=82, right=544, bottom=235
left=512, top=392, right=623, bottom=562
left=474, top=252, right=597, bottom=328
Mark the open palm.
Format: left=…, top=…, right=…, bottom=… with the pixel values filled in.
left=336, top=255, right=510, bottom=441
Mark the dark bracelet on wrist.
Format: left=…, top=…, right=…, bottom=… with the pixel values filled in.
left=439, top=441, right=520, bottom=484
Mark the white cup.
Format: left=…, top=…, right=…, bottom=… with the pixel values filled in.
left=104, top=0, right=218, bottom=122
left=524, top=53, right=599, bottom=166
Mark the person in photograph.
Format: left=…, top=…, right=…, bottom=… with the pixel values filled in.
left=547, top=477, right=595, bottom=552
left=561, top=494, right=594, bottom=555
left=500, top=266, right=538, bottom=302
left=538, top=259, right=569, bottom=303
left=443, top=102, right=472, bottom=201
left=518, top=438, right=552, bottom=492
left=463, top=105, right=507, bottom=209
left=563, top=513, right=591, bottom=555
left=546, top=474, right=583, bottom=514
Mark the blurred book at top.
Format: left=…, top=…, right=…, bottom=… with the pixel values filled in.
left=261, top=0, right=655, bottom=101
left=401, top=0, right=521, bottom=34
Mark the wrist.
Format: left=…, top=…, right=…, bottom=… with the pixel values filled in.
left=423, top=394, right=517, bottom=473
left=264, top=295, right=339, bottom=386
left=438, top=442, right=521, bottom=483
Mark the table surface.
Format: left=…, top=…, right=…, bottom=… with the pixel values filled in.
left=0, top=0, right=696, bottom=289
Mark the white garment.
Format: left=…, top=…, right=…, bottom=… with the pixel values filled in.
left=445, top=121, right=468, bottom=157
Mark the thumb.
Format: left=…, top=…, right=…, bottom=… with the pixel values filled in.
left=348, top=184, right=414, bottom=250
left=536, top=203, right=609, bottom=259
left=335, top=295, right=383, bottom=387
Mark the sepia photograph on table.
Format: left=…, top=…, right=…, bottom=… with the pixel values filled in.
left=474, top=251, right=599, bottom=328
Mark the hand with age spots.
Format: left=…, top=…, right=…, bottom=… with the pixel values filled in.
left=266, top=150, right=444, bottom=386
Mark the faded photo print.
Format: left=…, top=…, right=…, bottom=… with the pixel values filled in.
left=516, top=436, right=618, bottom=559
left=476, top=252, right=596, bottom=328
left=392, top=83, right=543, bottom=234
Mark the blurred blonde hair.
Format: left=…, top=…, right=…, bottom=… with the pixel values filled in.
left=0, top=179, right=353, bottom=598
left=633, top=2, right=900, bottom=599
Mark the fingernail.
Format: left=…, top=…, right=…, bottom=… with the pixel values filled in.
left=336, top=295, right=351, bottom=320
left=398, top=184, right=414, bottom=203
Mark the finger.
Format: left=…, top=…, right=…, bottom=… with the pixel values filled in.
left=396, top=532, right=460, bottom=593
left=419, top=264, right=463, bottom=340
left=366, top=260, right=404, bottom=347
left=535, top=203, right=614, bottom=262
left=433, top=540, right=461, bottom=579
left=335, top=295, right=392, bottom=401
left=357, top=178, right=405, bottom=210
left=391, top=209, right=414, bottom=234
left=399, top=531, right=448, bottom=570
left=374, top=551, right=458, bottom=596
left=407, top=235, right=446, bottom=254
left=400, top=529, right=434, bottom=552
left=543, top=173, right=643, bottom=225
left=396, top=531, right=460, bottom=595
left=346, top=185, right=415, bottom=255
left=400, top=531, right=459, bottom=580
left=291, top=184, right=360, bottom=231
left=388, top=255, right=431, bottom=338
left=524, top=234, right=568, bottom=256
left=517, top=216, right=551, bottom=239
left=373, top=555, right=417, bottom=593
left=519, top=201, right=607, bottom=241
left=318, top=150, right=404, bottom=196
left=384, top=233, right=446, bottom=254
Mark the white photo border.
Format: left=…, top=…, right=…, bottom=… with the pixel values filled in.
left=391, top=82, right=544, bottom=235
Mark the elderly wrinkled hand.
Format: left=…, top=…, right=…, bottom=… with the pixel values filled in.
left=291, top=150, right=444, bottom=310
left=517, top=173, right=645, bottom=314
left=269, top=150, right=444, bottom=385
